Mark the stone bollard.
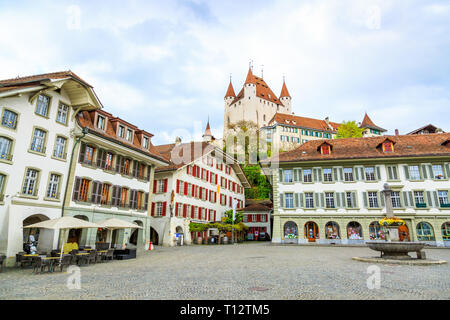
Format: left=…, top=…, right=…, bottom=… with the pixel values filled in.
left=416, top=251, right=426, bottom=260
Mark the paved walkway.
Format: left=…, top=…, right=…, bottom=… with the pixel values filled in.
left=1, top=242, right=449, bottom=299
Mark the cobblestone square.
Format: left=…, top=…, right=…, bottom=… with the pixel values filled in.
left=1, top=243, right=449, bottom=300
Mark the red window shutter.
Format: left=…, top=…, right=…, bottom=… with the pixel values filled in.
left=176, top=180, right=180, bottom=193
left=257, top=215, right=261, bottom=222
left=191, top=184, right=195, bottom=197
left=162, top=202, right=167, bottom=216
left=213, top=211, right=216, bottom=221
left=248, top=215, right=252, bottom=222
left=183, top=204, right=187, bottom=217
left=153, top=180, right=157, bottom=193
left=175, top=203, right=178, bottom=216
left=206, top=170, right=209, bottom=182
left=163, top=178, right=168, bottom=192
left=187, top=166, right=190, bottom=175
left=151, top=203, right=155, bottom=216
left=191, top=206, right=195, bottom=219
left=184, top=182, right=188, bottom=195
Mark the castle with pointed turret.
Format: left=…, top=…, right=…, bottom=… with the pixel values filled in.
left=223, top=67, right=292, bottom=143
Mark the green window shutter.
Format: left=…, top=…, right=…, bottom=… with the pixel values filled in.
left=279, top=193, right=284, bottom=209
left=314, top=193, right=319, bottom=208
left=339, top=168, right=343, bottom=181
left=408, top=191, right=414, bottom=206
left=387, top=166, right=393, bottom=180
left=393, top=166, right=398, bottom=180
left=376, top=166, right=381, bottom=181
left=320, top=193, right=325, bottom=208
left=352, top=192, right=357, bottom=208
left=360, top=167, right=365, bottom=181
left=403, top=165, right=410, bottom=180
left=336, top=192, right=341, bottom=208
left=433, top=191, right=439, bottom=207
left=426, top=191, right=433, bottom=207
left=354, top=167, right=359, bottom=181
left=428, top=165, right=433, bottom=179
left=362, top=192, right=368, bottom=208
left=380, top=192, right=385, bottom=207
left=333, top=168, right=338, bottom=182
left=299, top=193, right=304, bottom=208
left=445, top=164, right=450, bottom=178
left=317, top=168, right=322, bottom=182
left=279, top=169, right=283, bottom=183
left=402, top=191, right=410, bottom=207
left=294, top=193, right=299, bottom=208
left=421, top=164, right=428, bottom=179
left=313, top=169, right=318, bottom=182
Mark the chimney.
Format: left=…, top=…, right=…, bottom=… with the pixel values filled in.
left=395, top=129, right=399, bottom=136
left=175, top=136, right=182, bottom=145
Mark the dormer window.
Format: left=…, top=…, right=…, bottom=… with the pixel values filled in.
left=97, top=115, right=105, bottom=130
left=126, top=129, right=133, bottom=142
left=382, top=141, right=393, bottom=152
left=143, top=136, right=149, bottom=149
left=118, top=125, right=125, bottom=138
left=319, top=142, right=332, bottom=155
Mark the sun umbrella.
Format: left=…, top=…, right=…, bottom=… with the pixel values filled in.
left=96, top=218, right=143, bottom=249
left=24, top=216, right=102, bottom=261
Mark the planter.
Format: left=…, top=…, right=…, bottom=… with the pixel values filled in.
left=197, top=237, right=203, bottom=245
left=415, top=203, right=427, bottom=208
left=440, top=203, right=450, bottom=208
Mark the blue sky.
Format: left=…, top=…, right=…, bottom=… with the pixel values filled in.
left=0, top=0, right=449, bottom=144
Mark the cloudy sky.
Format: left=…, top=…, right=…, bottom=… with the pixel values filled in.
left=0, top=0, right=449, bottom=144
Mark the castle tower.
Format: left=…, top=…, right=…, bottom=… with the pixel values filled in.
left=279, top=79, right=292, bottom=114
left=243, top=67, right=256, bottom=100
left=202, top=117, right=214, bottom=143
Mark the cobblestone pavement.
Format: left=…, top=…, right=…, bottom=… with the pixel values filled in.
left=1, top=242, right=449, bottom=300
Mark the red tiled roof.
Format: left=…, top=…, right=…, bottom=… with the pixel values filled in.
left=237, top=203, right=272, bottom=212
left=224, top=81, right=236, bottom=98
left=154, top=141, right=215, bottom=172
left=76, top=110, right=167, bottom=164
left=268, top=113, right=340, bottom=132
left=264, top=133, right=450, bottom=163
left=0, top=70, right=92, bottom=88
left=231, top=69, right=283, bottom=106
left=279, top=81, right=290, bottom=98
left=360, top=113, right=386, bottom=132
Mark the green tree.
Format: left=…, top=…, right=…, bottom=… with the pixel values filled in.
left=243, top=165, right=271, bottom=199
left=223, top=209, right=243, bottom=224
left=336, top=120, right=365, bottom=138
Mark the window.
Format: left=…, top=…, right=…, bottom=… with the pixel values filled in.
left=96, top=115, right=105, bottom=130
left=156, top=202, right=163, bottom=216
left=323, top=168, right=332, bottom=182
left=22, top=169, right=39, bottom=196
left=325, top=192, right=335, bottom=208
left=136, top=191, right=144, bottom=210
left=120, top=188, right=128, bottom=207
left=0, top=137, right=12, bottom=160
left=53, top=136, right=67, bottom=159
left=79, top=179, right=90, bottom=202
left=321, top=145, right=330, bottom=155
left=383, top=142, right=393, bottom=152
left=118, top=125, right=125, bottom=138
left=302, top=169, right=312, bottom=182
left=143, top=136, right=149, bottom=149
left=2, top=110, right=18, bottom=129
left=391, top=191, right=401, bottom=208
left=283, top=169, right=293, bottom=183
left=46, top=174, right=60, bottom=199
left=0, top=173, right=5, bottom=198
left=305, top=192, right=314, bottom=208
left=82, top=145, right=95, bottom=165
left=368, top=191, right=379, bottom=208
left=414, top=191, right=425, bottom=206
left=105, top=152, right=114, bottom=170
left=438, top=191, right=449, bottom=206
left=36, top=94, right=50, bottom=117
left=346, top=192, right=356, bottom=208
left=432, top=165, right=445, bottom=180
left=158, top=180, right=165, bottom=193
left=387, top=165, right=399, bottom=180
left=31, top=128, right=46, bottom=153
left=408, top=165, right=421, bottom=180
left=101, top=184, right=111, bottom=205
left=56, top=103, right=69, bottom=124
left=344, top=168, right=353, bottom=182
left=365, top=167, right=376, bottom=181
left=126, top=129, right=133, bottom=142
left=285, top=193, right=294, bottom=208
left=416, top=222, right=435, bottom=241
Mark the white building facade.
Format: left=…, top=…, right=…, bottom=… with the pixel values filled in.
left=0, top=71, right=102, bottom=265
left=266, top=134, right=450, bottom=247
left=150, top=141, right=250, bottom=246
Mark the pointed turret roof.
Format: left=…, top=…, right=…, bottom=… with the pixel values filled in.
left=279, top=80, right=291, bottom=98
left=360, top=113, right=387, bottom=132
left=224, top=80, right=236, bottom=98
left=203, top=118, right=212, bottom=137
left=244, top=68, right=256, bottom=85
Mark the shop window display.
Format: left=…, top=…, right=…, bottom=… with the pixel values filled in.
left=284, top=221, right=298, bottom=239
left=325, top=221, right=340, bottom=239
left=347, top=221, right=363, bottom=240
